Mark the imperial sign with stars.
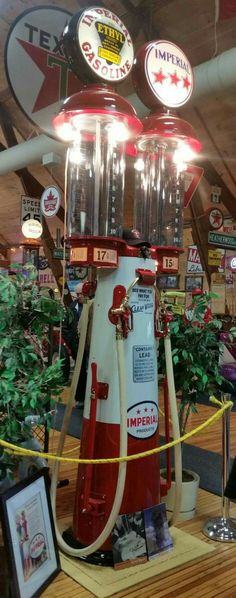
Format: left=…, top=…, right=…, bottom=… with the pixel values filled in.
left=5, top=6, right=81, bottom=136
left=144, top=40, right=193, bottom=108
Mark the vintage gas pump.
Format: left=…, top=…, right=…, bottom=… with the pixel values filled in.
left=132, top=40, right=202, bottom=277
left=51, top=14, right=202, bottom=565
left=132, top=40, right=202, bottom=508
left=51, top=7, right=162, bottom=564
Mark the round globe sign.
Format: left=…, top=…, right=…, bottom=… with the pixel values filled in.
left=63, top=7, right=134, bottom=83
left=4, top=6, right=81, bottom=137
left=22, top=219, right=42, bottom=239
left=209, top=208, right=223, bottom=230
left=41, top=185, right=61, bottom=218
left=132, top=40, right=194, bottom=110
left=231, top=257, right=236, bottom=270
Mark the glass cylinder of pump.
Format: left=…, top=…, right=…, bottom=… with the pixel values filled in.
left=134, top=111, right=201, bottom=247
left=66, top=115, right=126, bottom=238
left=134, top=138, right=185, bottom=247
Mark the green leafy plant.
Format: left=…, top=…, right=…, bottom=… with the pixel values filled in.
left=0, top=265, right=64, bottom=481
left=159, top=292, right=226, bottom=436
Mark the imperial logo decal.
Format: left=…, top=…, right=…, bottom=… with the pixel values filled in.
left=5, top=6, right=81, bottom=135
left=78, top=7, right=134, bottom=82
left=145, top=40, right=193, bottom=108
left=127, top=401, right=158, bottom=439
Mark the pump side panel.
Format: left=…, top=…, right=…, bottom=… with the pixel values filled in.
left=73, top=256, right=160, bottom=546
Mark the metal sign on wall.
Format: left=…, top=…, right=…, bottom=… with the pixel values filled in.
left=21, top=195, right=41, bottom=225
left=5, top=6, right=81, bottom=136
left=208, top=231, right=236, bottom=250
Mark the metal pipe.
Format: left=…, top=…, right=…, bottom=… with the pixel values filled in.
left=203, top=392, right=236, bottom=542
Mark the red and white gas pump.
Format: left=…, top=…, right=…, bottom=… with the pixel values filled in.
left=50, top=11, right=202, bottom=564
left=132, top=39, right=202, bottom=518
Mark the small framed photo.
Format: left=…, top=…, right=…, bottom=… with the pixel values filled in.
left=0, top=469, right=60, bottom=598
left=156, top=274, right=179, bottom=289
left=185, top=275, right=203, bottom=292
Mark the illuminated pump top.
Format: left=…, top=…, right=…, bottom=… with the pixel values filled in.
left=132, top=40, right=201, bottom=249
left=53, top=7, right=142, bottom=247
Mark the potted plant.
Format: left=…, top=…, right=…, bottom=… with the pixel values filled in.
left=0, top=264, right=64, bottom=489
left=158, top=291, right=226, bottom=519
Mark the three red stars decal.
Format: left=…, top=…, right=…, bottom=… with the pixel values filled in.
left=153, top=69, right=167, bottom=84
left=152, top=69, right=191, bottom=89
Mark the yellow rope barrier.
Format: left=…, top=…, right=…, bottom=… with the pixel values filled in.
left=0, top=398, right=232, bottom=465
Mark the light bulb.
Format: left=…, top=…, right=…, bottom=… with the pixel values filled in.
left=57, top=122, right=74, bottom=142
left=107, top=121, right=129, bottom=142
left=69, top=144, right=83, bottom=164
left=134, top=157, right=145, bottom=171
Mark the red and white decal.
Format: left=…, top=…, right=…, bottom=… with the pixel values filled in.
left=184, top=164, right=204, bottom=207
left=209, top=208, right=224, bottom=230
left=40, top=185, right=61, bottom=218
left=145, top=40, right=194, bottom=108
left=127, top=401, right=158, bottom=439
left=5, top=6, right=80, bottom=135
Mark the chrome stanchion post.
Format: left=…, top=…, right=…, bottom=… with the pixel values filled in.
left=203, top=393, right=236, bottom=542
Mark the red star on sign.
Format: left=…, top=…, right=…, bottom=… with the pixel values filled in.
left=17, top=39, right=82, bottom=113
left=183, top=75, right=191, bottom=89
left=153, top=69, right=167, bottom=84
left=170, top=71, right=180, bottom=86
left=211, top=211, right=222, bottom=226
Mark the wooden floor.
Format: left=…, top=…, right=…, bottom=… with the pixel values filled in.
left=40, top=396, right=236, bottom=597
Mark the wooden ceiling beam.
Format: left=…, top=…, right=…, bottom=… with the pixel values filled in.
left=198, top=157, right=236, bottom=220
left=0, top=105, right=65, bottom=222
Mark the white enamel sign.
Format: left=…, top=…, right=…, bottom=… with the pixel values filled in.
left=22, top=219, right=42, bottom=239
left=145, top=40, right=193, bottom=108
left=78, top=7, right=134, bottom=82
left=5, top=6, right=80, bottom=136
left=40, top=186, right=61, bottom=218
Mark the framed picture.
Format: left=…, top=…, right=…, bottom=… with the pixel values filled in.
left=156, top=274, right=179, bottom=289
left=185, top=275, right=203, bottom=292
left=0, top=469, right=60, bottom=598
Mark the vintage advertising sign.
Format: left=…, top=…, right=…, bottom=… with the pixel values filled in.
left=144, top=40, right=193, bottom=108
left=208, top=231, right=236, bottom=250
left=208, top=208, right=224, bottom=230
left=5, top=6, right=80, bottom=136
left=187, top=245, right=204, bottom=273
left=40, top=186, right=61, bottom=218
left=184, top=164, right=204, bottom=208
left=21, top=195, right=41, bottom=225
left=208, top=248, right=225, bottom=268
left=76, top=7, right=134, bottom=83
left=22, top=219, right=42, bottom=239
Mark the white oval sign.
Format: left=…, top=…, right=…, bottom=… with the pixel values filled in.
left=78, top=7, right=134, bottom=82
left=127, top=401, right=158, bottom=439
left=231, top=257, right=236, bottom=270
left=41, top=185, right=61, bottom=218
left=22, top=219, right=42, bottom=239
left=145, top=40, right=193, bottom=108
left=209, top=208, right=223, bottom=230
left=5, top=6, right=80, bottom=136
left=29, top=533, right=45, bottom=559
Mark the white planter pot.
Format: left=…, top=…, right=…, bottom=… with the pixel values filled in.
left=163, top=469, right=200, bottom=521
